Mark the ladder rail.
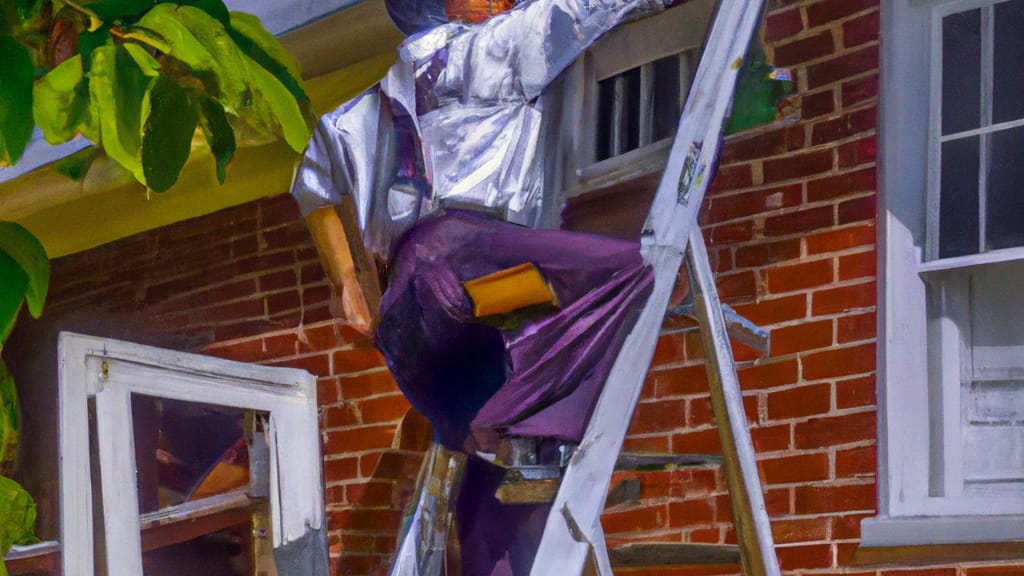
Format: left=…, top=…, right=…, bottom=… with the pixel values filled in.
left=531, top=0, right=773, bottom=573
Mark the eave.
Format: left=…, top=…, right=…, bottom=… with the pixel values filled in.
left=0, top=0, right=402, bottom=259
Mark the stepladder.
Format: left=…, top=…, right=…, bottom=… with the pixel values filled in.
left=388, top=0, right=780, bottom=573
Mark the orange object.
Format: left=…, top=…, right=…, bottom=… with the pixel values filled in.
left=445, top=0, right=515, bottom=23
left=463, top=262, right=558, bottom=317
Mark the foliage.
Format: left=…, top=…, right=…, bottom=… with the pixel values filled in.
left=0, top=0, right=313, bottom=192
left=0, top=222, right=49, bottom=572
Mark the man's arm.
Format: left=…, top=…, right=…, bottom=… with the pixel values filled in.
left=291, top=91, right=383, bottom=335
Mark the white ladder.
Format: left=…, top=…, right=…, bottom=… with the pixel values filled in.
left=529, top=0, right=778, bottom=573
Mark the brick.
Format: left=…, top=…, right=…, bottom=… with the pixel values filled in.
left=648, top=364, right=710, bottom=397
left=767, top=383, right=832, bottom=421
left=802, top=342, right=875, bottom=380
left=839, top=135, right=878, bottom=168
left=710, top=163, right=754, bottom=192
left=837, top=311, right=875, bottom=343
left=358, top=394, right=410, bottom=424
left=831, top=512, right=872, bottom=540
left=962, top=567, right=1024, bottom=576
left=774, top=31, right=834, bottom=67
left=341, top=370, right=399, bottom=399
left=843, top=74, right=880, bottom=108
left=720, top=126, right=804, bottom=165
left=266, top=290, right=301, bottom=316
left=717, top=270, right=757, bottom=301
left=345, top=481, right=395, bottom=508
left=763, top=487, right=793, bottom=516
left=836, top=374, right=876, bottom=409
left=622, top=434, right=670, bottom=453
left=668, top=499, right=715, bottom=526
left=838, top=251, right=875, bottom=281
left=601, top=505, right=668, bottom=534
left=844, top=9, right=881, bottom=48
left=801, top=89, right=836, bottom=119
left=777, top=543, right=832, bottom=570
left=738, top=358, right=799, bottom=390
left=705, top=185, right=802, bottom=223
left=805, top=224, right=875, bottom=254
left=763, top=149, right=833, bottom=183
left=334, top=347, right=386, bottom=374
left=880, top=570, right=958, bottom=576
left=765, top=7, right=802, bottom=42
left=671, top=428, right=722, bottom=454
left=260, top=269, right=298, bottom=292
left=267, top=353, right=330, bottom=376
left=260, top=195, right=302, bottom=226
left=839, top=194, right=876, bottom=225
left=806, top=0, right=878, bottom=28
left=193, top=298, right=265, bottom=323
left=323, top=404, right=361, bottom=428
left=807, top=167, right=876, bottom=202
left=765, top=259, right=834, bottom=294
left=811, top=107, right=877, bottom=146
left=325, top=424, right=396, bottom=453
left=761, top=452, right=830, bottom=484
left=751, top=423, right=792, bottom=452
left=652, top=333, right=688, bottom=367
left=734, top=239, right=801, bottom=268
left=836, top=444, right=877, bottom=478
left=630, top=399, right=687, bottom=434
left=771, top=517, right=829, bottom=545
left=764, top=206, right=835, bottom=237
left=324, top=457, right=359, bottom=483
left=367, top=451, right=422, bottom=480
left=709, top=221, right=754, bottom=244
left=334, top=508, right=403, bottom=532
left=794, top=410, right=876, bottom=449
left=688, top=395, right=759, bottom=428
left=302, top=284, right=332, bottom=307
left=811, top=281, right=876, bottom=315
left=771, top=319, right=834, bottom=356
left=794, top=482, right=875, bottom=514
left=806, top=45, right=879, bottom=90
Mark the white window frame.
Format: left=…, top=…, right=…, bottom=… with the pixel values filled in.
left=868, top=0, right=1024, bottom=546
left=58, top=332, right=328, bottom=576
left=554, top=0, right=715, bottom=198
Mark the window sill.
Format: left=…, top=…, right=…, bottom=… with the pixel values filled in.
left=5, top=541, right=60, bottom=575
left=860, top=515, right=1024, bottom=564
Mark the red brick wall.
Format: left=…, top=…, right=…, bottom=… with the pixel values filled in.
left=14, top=1, right=1024, bottom=575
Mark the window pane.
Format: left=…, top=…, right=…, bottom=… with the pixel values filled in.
left=993, top=0, right=1024, bottom=123
left=132, top=395, right=250, bottom=514
left=595, top=67, right=642, bottom=161
left=986, top=126, right=1024, bottom=250
left=942, top=9, right=982, bottom=135
left=652, top=54, right=681, bottom=142
left=940, top=136, right=981, bottom=258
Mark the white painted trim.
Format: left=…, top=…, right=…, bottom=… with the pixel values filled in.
left=862, top=514, right=1024, bottom=546
left=57, top=332, right=325, bottom=576
left=918, top=245, right=1024, bottom=272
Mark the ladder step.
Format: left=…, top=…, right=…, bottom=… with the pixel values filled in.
left=609, top=543, right=740, bottom=567
left=496, top=453, right=721, bottom=504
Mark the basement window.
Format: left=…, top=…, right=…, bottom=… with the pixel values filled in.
left=58, top=333, right=328, bottom=576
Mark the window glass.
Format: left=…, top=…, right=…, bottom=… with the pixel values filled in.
left=986, top=126, right=1024, bottom=250
left=651, top=54, right=682, bottom=142
left=941, top=8, right=981, bottom=136
left=939, top=136, right=980, bottom=258
left=992, top=0, right=1024, bottom=124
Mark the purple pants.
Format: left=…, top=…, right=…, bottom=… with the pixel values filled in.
left=375, top=210, right=653, bottom=575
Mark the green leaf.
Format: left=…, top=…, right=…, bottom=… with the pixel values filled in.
left=33, top=54, right=98, bottom=144
left=122, top=42, right=159, bottom=76
left=0, top=221, right=49, bottom=321
left=14, top=0, right=43, bottom=21
left=0, top=254, right=27, bottom=345
left=0, top=474, right=37, bottom=557
left=0, top=359, right=19, bottom=469
left=142, top=75, right=198, bottom=192
left=177, top=0, right=229, bottom=27
left=197, top=96, right=234, bottom=184
left=0, top=36, right=35, bottom=166
left=54, top=146, right=97, bottom=181
left=88, top=43, right=153, bottom=183
left=227, top=11, right=308, bottom=107
left=243, top=54, right=310, bottom=153
left=77, top=26, right=111, bottom=65
left=130, top=4, right=248, bottom=111
left=87, top=0, right=157, bottom=22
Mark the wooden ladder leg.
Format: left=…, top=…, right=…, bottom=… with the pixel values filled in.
left=686, top=229, right=780, bottom=576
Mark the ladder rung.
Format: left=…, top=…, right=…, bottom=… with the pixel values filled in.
left=666, top=303, right=770, bottom=355
left=615, top=452, right=722, bottom=471
left=609, top=543, right=740, bottom=567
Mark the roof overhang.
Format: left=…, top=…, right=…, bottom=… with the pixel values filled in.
left=0, top=0, right=403, bottom=259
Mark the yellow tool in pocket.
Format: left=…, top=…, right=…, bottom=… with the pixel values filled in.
left=463, top=263, right=559, bottom=318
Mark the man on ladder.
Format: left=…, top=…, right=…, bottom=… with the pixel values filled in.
left=289, top=0, right=777, bottom=571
